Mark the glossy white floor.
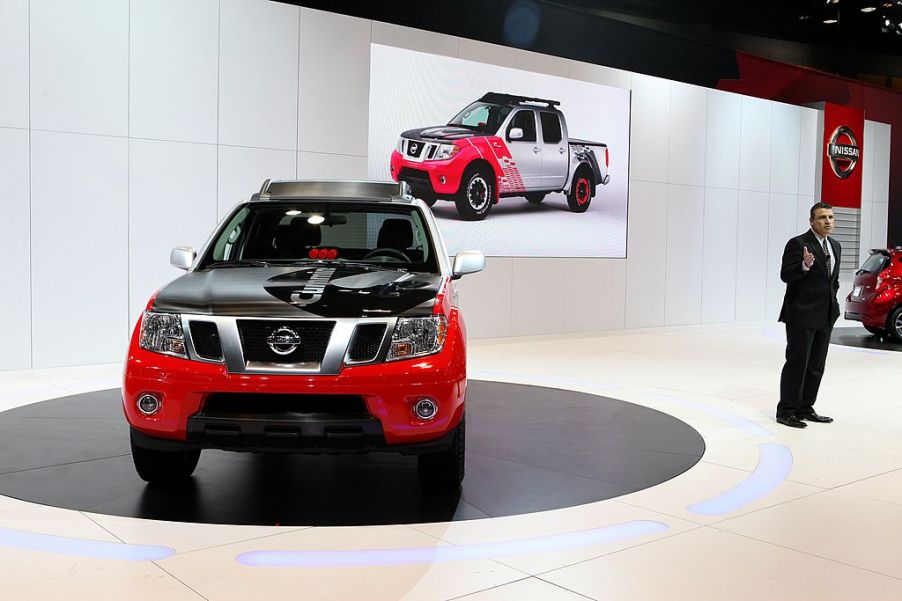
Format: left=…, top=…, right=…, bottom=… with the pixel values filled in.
left=1, top=320, right=901, bottom=600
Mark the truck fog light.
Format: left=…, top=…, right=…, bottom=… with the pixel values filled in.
left=413, top=398, right=438, bottom=421
left=137, top=393, right=161, bottom=416
left=439, top=176, right=446, bottom=185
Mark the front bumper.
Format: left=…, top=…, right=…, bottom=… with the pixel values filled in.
left=390, top=150, right=465, bottom=197
left=123, top=316, right=467, bottom=450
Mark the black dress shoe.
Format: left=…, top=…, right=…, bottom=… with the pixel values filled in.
left=776, top=415, right=807, bottom=428
left=798, top=412, right=833, bottom=423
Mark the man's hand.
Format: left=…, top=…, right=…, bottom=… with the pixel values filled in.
left=802, top=245, right=815, bottom=269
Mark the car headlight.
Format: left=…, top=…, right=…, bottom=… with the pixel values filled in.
left=387, top=316, right=448, bottom=361
left=139, top=311, right=187, bottom=358
left=432, top=143, right=459, bottom=161
left=397, top=138, right=405, bottom=153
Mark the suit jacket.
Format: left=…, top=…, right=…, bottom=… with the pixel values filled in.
left=779, top=230, right=841, bottom=329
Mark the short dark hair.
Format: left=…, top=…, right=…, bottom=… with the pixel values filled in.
left=810, top=202, right=833, bottom=220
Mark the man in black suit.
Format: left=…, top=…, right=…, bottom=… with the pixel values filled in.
left=777, top=202, right=841, bottom=428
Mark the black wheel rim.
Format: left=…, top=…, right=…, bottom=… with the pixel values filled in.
left=467, top=176, right=489, bottom=211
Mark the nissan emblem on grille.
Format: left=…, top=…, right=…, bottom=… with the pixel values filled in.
left=266, top=327, right=301, bottom=356
left=409, top=142, right=418, bottom=155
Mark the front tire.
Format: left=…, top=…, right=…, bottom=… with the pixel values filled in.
left=130, top=429, right=200, bottom=484
left=887, top=307, right=902, bottom=342
left=418, top=415, right=465, bottom=492
left=454, top=167, right=494, bottom=221
left=567, top=169, right=594, bottom=213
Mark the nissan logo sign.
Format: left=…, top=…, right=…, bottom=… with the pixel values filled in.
left=267, top=326, right=301, bottom=356
left=827, top=125, right=860, bottom=179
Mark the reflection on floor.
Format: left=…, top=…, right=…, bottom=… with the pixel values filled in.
left=831, top=326, right=902, bottom=352
left=0, top=320, right=901, bottom=600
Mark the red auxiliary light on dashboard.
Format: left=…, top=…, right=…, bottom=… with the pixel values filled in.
left=308, top=248, right=339, bottom=260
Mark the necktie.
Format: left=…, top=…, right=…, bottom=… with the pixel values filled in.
left=823, top=238, right=832, bottom=276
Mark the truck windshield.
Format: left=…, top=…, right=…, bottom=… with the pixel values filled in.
left=201, top=203, right=439, bottom=273
left=448, top=102, right=513, bottom=134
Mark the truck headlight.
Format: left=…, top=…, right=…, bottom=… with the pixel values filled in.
left=387, top=316, right=448, bottom=361
left=432, top=143, right=459, bottom=161
left=139, top=311, right=187, bottom=358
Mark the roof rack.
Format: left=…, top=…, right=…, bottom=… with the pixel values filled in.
left=253, top=180, right=407, bottom=202
left=479, top=92, right=560, bottom=108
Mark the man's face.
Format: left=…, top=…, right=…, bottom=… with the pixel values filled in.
left=810, top=208, right=835, bottom=237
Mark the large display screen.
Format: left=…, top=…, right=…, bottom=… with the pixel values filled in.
left=368, top=44, right=631, bottom=258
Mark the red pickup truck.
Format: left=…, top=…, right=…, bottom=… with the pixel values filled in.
left=390, top=93, right=611, bottom=220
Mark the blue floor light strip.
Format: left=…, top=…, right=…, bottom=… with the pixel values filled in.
left=0, top=527, right=174, bottom=560
left=641, top=392, right=772, bottom=437
left=236, top=520, right=667, bottom=567
left=687, top=444, right=793, bottom=516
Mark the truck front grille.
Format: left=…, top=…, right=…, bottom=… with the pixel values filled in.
left=189, top=321, right=223, bottom=361
left=237, top=320, right=335, bottom=365
left=347, top=323, right=387, bottom=363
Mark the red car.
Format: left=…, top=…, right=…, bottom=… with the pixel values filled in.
left=123, top=181, right=484, bottom=490
left=845, top=247, right=902, bottom=340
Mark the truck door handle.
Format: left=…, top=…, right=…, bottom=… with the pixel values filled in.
left=559, top=147, right=565, bottom=154
left=533, top=147, right=540, bottom=154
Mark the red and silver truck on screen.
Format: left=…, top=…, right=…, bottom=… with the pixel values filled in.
left=390, top=92, right=611, bottom=221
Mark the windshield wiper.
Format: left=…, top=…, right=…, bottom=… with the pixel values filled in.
left=207, top=259, right=270, bottom=268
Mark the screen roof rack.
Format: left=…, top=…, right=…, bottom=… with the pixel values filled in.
left=479, top=92, right=560, bottom=108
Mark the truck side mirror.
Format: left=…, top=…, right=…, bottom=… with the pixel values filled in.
left=170, top=246, right=197, bottom=271
left=508, top=127, right=524, bottom=141
left=451, top=250, right=485, bottom=279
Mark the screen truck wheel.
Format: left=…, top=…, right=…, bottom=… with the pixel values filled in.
left=455, top=168, right=494, bottom=221
left=567, top=168, right=594, bottom=213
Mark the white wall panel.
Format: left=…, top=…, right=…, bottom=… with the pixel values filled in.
left=735, top=190, right=770, bottom=321
left=625, top=181, right=667, bottom=328
left=298, top=10, right=370, bottom=157
left=456, top=258, right=512, bottom=339
left=769, top=103, right=800, bottom=195
left=739, top=97, right=772, bottom=193
left=860, top=121, right=876, bottom=204
left=130, top=0, right=219, bottom=144
left=129, top=140, right=218, bottom=327
left=459, top=39, right=518, bottom=69
left=872, top=122, right=891, bottom=205
left=371, top=21, right=394, bottom=46
left=569, top=61, right=631, bottom=90
left=219, top=0, right=299, bottom=150
left=797, top=108, right=819, bottom=197
left=859, top=197, right=873, bottom=265
left=610, top=261, right=627, bottom=330
left=0, top=0, right=28, bottom=128
left=766, top=193, right=799, bottom=319
left=297, top=152, right=367, bottom=180
left=630, top=75, right=671, bottom=184
left=511, top=258, right=564, bottom=336
left=389, top=24, right=460, bottom=58
left=563, top=260, right=613, bottom=333
left=218, top=146, right=297, bottom=219
left=664, top=185, right=704, bottom=325
left=516, top=50, right=569, bottom=77
left=0, top=128, right=31, bottom=369
left=701, top=188, right=739, bottom=323
left=30, top=0, right=127, bottom=136
left=797, top=195, right=814, bottom=233
left=871, top=203, right=889, bottom=249
left=31, top=132, right=128, bottom=367
left=668, top=84, right=707, bottom=187
left=705, top=89, right=741, bottom=190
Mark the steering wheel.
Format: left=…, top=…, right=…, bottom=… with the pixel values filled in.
left=362, top=248, right=411, bottom=262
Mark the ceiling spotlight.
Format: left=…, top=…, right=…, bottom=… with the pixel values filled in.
left=823, top=18, right=838, bottom=23
left=861, top=6, right=876, bottom=11
left=886, top=18, right=892, bottom=26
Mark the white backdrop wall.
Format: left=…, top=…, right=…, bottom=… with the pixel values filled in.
left=0, top=0, right=892, bottom=369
